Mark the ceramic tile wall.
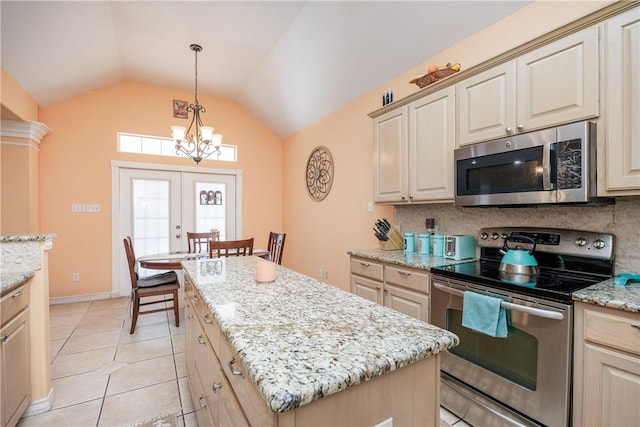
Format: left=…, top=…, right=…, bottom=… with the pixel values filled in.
left=394, top=196, right=640, bottom=274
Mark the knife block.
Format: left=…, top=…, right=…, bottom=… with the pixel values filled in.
left=379, top=228, right=404, bottom=250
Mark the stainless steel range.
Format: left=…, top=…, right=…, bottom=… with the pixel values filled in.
left=431, top=227, right=615, bottom=427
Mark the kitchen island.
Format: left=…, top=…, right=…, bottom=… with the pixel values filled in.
left=182, top=256, right=459, bottom=426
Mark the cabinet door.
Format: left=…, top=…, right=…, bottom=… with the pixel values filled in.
left=605, top=8, right=640, bottom=192
left=1, top=310, right=30, bottom=427
left=583, top=343, right=640, bottom=426
left=457, top=62, right=516, bottom=146
left=350, top=275, right=383, bottom=305
left=374, top=106, right=408, bottom=202
left=383, top=284, right=429, bottom=322
left=408, top=86, right=456, bottom=201
left=516, top=26, right=599, bottom=132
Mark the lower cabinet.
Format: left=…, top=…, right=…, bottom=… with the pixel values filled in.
left=350, top=256, right=430, bottom=322
left=573, top=302, right=640, bottom=426
left=1, top=285, right=31, bottom=427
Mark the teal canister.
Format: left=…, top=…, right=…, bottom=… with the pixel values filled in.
left=403, top=233, right=415, bottom=253
left=417, top=233, right=431, bottom=255
left=432, top=234, right=444, bottom=256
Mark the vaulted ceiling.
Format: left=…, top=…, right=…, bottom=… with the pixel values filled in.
left=1, top=1, right=531, bottom=138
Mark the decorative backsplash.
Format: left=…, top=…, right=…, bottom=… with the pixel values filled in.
left=394, top=196, right=640, bottom=274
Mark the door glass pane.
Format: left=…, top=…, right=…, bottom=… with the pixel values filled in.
left=194, top=182, right=227, bottom=240
left=132, top=178, right=170, bottom=260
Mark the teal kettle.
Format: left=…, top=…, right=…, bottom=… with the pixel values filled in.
left=499, top=235, right=539, bottom=286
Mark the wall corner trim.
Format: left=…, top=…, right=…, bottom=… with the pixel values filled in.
left=1, top=119, right=52, bottom=143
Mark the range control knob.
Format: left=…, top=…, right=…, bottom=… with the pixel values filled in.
left=491, top=232, right=500, bottom=240
left=480, top=232, right=489, bottom=240
left=593, top=239, right=606, bottom=249
left=501, top=233, right=508, bottom=240
left=575, top=237, right=588, bottom=247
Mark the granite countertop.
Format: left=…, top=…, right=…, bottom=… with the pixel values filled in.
left=182, top=256, right=459, bottom=414
left=0, top=233, right=56, bottom=243
left=347, top=248, right=476, bottom=270
left=572, top=278, right=640, bottom=313
left=0, top=271, right=35, bottom=295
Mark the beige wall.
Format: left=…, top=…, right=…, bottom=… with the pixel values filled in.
left=1, top=68, right=39, bottom=122
left=281, top=1, right=618, bottom=291
left=37, top=80, right=283, bottom=298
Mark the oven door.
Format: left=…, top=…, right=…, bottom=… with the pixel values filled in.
left=432, top=276, right=572, bottom=427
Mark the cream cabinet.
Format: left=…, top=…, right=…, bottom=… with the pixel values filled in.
left=1, top=285, right=30, bottom=427
left=374, top=86, right=456, bottom=203
left=573, top=302, right=640, bottom=426
left=350, top=256, right=430, bottom=322
left=603, top=7, right=640, bottom=193
left=457, top=26, right=599, bottom=146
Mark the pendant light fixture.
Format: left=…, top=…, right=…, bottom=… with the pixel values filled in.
left=171, top=44, right=223, bottom=164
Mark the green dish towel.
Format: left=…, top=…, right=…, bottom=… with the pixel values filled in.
left=462, top=291, right=508, bottom=338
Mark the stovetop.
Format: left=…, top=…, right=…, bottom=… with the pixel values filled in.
left=431, top=227, right=615, bottom=303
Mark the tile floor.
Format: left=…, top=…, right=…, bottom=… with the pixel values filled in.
left=17, top=292, right=470, bottom=427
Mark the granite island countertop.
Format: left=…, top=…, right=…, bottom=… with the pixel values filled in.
left=348, top=248, right=476, bottom=270
left=181, top=256, right=459, bottom=413
left=572, top=278, right=640, bottom=313
left=1, top=233, right=56, bottom=294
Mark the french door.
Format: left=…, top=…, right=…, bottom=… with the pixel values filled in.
left=112, top=161, right=241, bottom=297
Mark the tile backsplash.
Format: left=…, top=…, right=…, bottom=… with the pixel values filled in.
left=394, top=196, right=640, bottom=274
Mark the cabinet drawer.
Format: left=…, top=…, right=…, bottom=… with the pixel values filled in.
left=584, top=307, right=640, bottom=356
left=1, top=284, right=29, bottom=326
left=384, top=266, right=430, bottom=294
left=350, top=258, right=383, bottom=281
left=219, top=337, right=275, bottom=427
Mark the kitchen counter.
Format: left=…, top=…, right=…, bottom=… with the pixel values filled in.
left=347, top=248, right=476, bottom=270
left=1, top=233, right=55, bottom=294
left=572, top=278, right=640, bottom=313
left=1, top=271, right=35, bottom=295
left=181, top=256, right=459, bottom=413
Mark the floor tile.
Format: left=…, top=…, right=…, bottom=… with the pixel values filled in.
left=60, top=330, right=121, bottom=355
left=440, top=406, right=461, bottom=424
left=99, top=380, right=182, bottom=427
left=51, top=371, right=109, bottom=409
left=174, top=352, right=187, bottom=379
left=180, top=410, right=198, bottom=427
left=49, top=301, right=91, bottom=317
left=178, top=376, right=194, bottom=414
left=17, top=399, right=101, bottom=427
left=50, top=338, right=66, bottom=362
left=88, top=297, right=130, bottom=312
left=49, top=323, right=76, bottom=341
left=115, top=336, right=173, bottom=364
left=106, top=354, right=177, bottom=396
left=171, top=332, right=185, bottom=353
left=118, top=322, right=170, bottom=345
left=72, top=317, right=125, bottom=337
left=51, top=346, right=116, bottom=379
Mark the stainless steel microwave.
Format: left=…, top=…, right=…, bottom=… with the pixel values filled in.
left=454, top=121, right=606, bottom=207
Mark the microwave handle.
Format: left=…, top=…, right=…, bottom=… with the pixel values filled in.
left=542, top=143, right=554, bottom=190
left=433, top=282, right=564, bottom=321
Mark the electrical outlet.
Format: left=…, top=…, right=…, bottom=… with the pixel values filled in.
left=71, top=204, right=86, bottom=212
left=86, top=204, right=101, bottom=213
left=319, top=269, right=328, bottom=279
left=367, top=201, right=373, bottom=212
left=72, top=273, right=80, bottom=282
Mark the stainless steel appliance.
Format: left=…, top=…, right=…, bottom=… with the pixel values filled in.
left=454, top=121, right=612, bottom=207
left=431, top=227, right=615, bottom=427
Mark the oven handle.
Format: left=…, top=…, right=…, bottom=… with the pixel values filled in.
left=433, top=282, right=565, bottom=321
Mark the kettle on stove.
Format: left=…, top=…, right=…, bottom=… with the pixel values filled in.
left=499, top=235, right=539, bottom=286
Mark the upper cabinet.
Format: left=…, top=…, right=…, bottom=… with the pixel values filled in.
left=374, top=86, right=455, bottom=203
left=457, top=26, right=599, bottom=146
left=603, top=7, right=640, bottom=193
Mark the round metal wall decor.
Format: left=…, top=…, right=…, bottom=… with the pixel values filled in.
left=305, top=146, right=334, bottom=201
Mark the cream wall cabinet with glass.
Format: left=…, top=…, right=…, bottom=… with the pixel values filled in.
left=603, top=7, right=640, bottom=194
left=1, top=284, right=30, bottom=427
left=573, top=302, right=640, bottom=426
left=350, top=256, right=430, bottom=322
left=457, top=26, right=599, bottom=146
left=373, top=86, right=456, bottom=203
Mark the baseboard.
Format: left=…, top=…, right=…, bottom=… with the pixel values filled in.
left=49, top=291, right=114, bottom=305
left=24, top=388, right=55, bottom=416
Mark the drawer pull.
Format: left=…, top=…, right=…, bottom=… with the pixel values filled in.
left=228, top=359, right=244, bottom=377
left=398, top=271, right=411, bottom=276
left=12, top=290, right=23, bottom=298
left=631, top=324, right=640, bottom=330
left=376, top=286, right=381, bottom=290
left=187, top=314, right=193, bottom=319
left=197, top=335, right=206, bottom=345
left=359, top=262, right=371, bottom=267
left=203, top=314, right=213, bottom=324
left=199, top=395, right=206, bottom=408
left=212, top=382, right=223, bottom=393
left=0, top=335, right=7, bottom=343
left=192, top=295, right=199, bottom=301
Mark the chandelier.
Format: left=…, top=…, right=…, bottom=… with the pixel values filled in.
left=171, top=44, right=223, bottom=164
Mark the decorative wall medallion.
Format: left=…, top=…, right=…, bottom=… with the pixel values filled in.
left=306, top=146, right=334, bottom=201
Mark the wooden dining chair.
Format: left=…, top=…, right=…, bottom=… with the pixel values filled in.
left=209, top=238, right=254, bottom=258
left=267, top=232, right=286, bottom=265
left=123, top=237, right=180, bottom=334
left=187, top=231, right=218, bottom=254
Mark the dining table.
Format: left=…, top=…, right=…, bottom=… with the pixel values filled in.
left=139, top=249, right=269, bottom=270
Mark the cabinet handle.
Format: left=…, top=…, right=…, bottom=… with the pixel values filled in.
left=199, top=395, right=206, bottom=408
left=0, top=335, right=7, bottom=343
left=359, top=262, right=370, bottom=267
left=631, top=324, right=640, bottom=330
left=12, top=290, right=23, bottom=298
left=203, top=314, right=213, bottom=324
left=376, top=286, right=381, bottom=290
left=212, top=382, right=223, bottom=393
left=197, top=335, right=206, bottom=345
left=401, top=195, right=407, bottom=200
left=192, top=295, right=199, bottom=301
left=505, top=126, right=513, bottom=134
left=516, top=123, right=524, bottom=131
left=398, top=271, right=411, bottom=276
left=187, top=314, right=193, bottom=319
left=228, top=359, right=244, bottom=377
